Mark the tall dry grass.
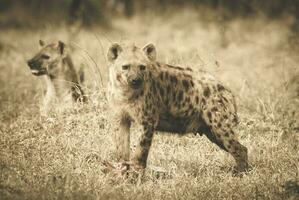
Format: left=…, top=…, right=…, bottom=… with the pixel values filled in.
left=0, top=9, right=298, bottom=200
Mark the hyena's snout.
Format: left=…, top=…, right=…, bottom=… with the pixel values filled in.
left=128, top=76, right=143, bottom=89
left=27, top=59, right=37, bottom=69
left=27, top=59, right=46, bottom=76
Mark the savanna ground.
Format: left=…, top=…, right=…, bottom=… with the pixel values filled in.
left=0, top=9, right=299, bottom=200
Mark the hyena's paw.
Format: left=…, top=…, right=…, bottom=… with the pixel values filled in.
left=232, top=163, right=252, bottom=177
left=102, top=161, right=129, bottom=177
left=102, top=161, right=144, bottom=178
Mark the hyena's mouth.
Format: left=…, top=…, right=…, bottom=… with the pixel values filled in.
left=31, top=69, right=47, bottom=76
left=128, top=78, right=143, bottom=90
left=129, top=83, right=143, bottom=90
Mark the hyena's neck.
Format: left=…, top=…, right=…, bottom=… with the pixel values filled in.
left=44, top=75, right=56, bottom=98
left=45, top=55, right=77, bottom=97
left=62, top=55, right=86, bottom=102
left=108, top=82, right=144, bottom=106
left=62, top=55, right=80, bottom=83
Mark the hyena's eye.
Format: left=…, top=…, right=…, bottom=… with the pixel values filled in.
left=139, top=65, right=146, bottom=71
left=41, top=54, right=50, bottom=59
left=122, top=64, right=130, bottom=70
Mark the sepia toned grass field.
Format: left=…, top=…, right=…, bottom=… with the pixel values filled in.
left=0, top=10, right=298, bottom=200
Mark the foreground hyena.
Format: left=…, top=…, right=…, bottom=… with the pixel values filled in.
left=27, top=40, right=87, bottom=115
left=107, top=43, right=248, bottom=173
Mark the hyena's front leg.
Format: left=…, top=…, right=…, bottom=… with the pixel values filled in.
left=131, top=120, right=155, bottom=169
left=40, top=76, right=56, bottom=116
left=113, top=115, right=131, bottom=162
left=40, top=91, right=54, bottom=116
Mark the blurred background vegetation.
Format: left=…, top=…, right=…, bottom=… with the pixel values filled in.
left=2, top=0, right=299, bottom=54
left=0, top=0, right=299, bottom=29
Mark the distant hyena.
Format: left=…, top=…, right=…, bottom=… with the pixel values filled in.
left=107, top=43, right=248, bottom=173
left=27, top=40, right=86, bottom=115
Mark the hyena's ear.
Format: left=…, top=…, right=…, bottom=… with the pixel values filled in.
left=143, top=43, right=156, bottom=61
left=58, top=41, right=66, bottom=55
left=107, top=43, right=122, bottom=62
left=39, top=39, right=45, bottom=47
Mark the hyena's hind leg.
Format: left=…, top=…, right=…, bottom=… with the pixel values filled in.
left=224, top=137, right=248, bottom=173
left=200, top=94, right=248, bottom=172
left=201, top=119, right=248, bottom=172
left=199, top=126, right=227, bottom=152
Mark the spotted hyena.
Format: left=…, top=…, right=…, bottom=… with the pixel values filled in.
left=107, top=43, right=248, bottom=173
left=27, top=40, right=87, bottom=115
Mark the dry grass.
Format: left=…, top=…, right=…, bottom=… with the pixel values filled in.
left=0, top=10, right=299, bottom=200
